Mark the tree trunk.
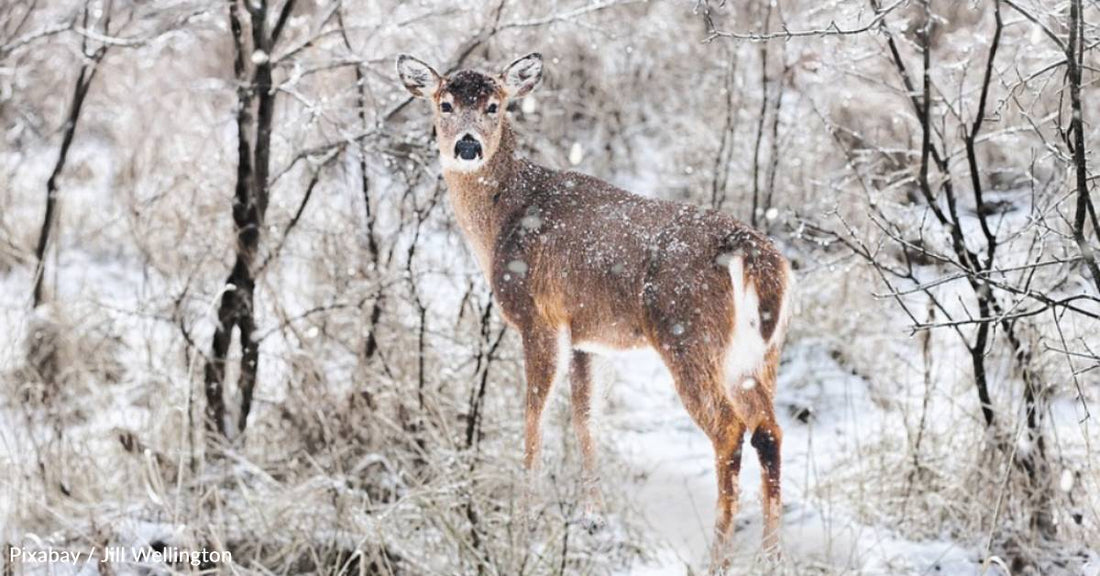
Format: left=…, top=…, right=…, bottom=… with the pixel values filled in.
left=1067, top=0, right=1100, bottom=293
left=31, top=13, right=106, bottom=307
left=204, top=0, right=269, bottom=436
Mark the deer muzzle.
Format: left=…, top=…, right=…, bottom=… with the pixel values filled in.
left=455, top=134, right=483, bottom=161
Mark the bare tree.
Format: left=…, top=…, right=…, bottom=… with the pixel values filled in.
left=1066, top=0, right=1100, bottom=292
left=30, top=0, right=113, bottom=307
left=203, top=0, right=297, bottom=437
left=703, top=0, right=1100, bottom=545
left=6, top=1, right=1098, bottom=573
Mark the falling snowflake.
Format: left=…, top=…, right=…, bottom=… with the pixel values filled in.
left=1060, top=469, right=1075, bottom=492
left=522, top=96, right=537, bottom=115
left=507, top=260, right=528, bottom=276
left=521, top=214, right=542, bottom=230
left=569, top=142, right=584, bottom=165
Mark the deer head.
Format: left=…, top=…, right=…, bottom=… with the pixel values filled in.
left=396, top=53, right=543, bottom=173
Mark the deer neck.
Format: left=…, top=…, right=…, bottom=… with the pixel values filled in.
left=442, top=123, right=521, bottom=279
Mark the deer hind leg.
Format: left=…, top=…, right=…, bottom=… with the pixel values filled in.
left=712, top=415, right=748, bottom=547
left=658, top=353, right=743, bottom=566
left=697, top=387, right=745, bottom=568
left=752, top=417, right=782, bottom=554
left=750, top=348, right=783, bottom=555
left=570, top=350, right=604, bottom=531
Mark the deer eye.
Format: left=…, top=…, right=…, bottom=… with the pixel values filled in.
left=487, top=103, right=498, bottom=114
left=441, top=102, right=453, bottom=113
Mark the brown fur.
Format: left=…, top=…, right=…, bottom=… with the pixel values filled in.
left=399, top=57, right=792, bottom=562
left=442, top=70, right=500, bottom=106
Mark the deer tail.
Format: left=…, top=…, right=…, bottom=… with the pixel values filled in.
left=723, top=248, right=793, bottom=381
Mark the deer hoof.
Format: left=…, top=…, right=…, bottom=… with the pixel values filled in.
left=580, top=510, right=606, bottom=534
left=519, top=502, right=540, bottom=535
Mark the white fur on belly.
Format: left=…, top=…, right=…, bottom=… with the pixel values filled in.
left=573, top=340, right=622, bottom=356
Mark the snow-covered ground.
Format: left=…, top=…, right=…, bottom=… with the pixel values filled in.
left=603, top=343, right=989, bottom=575
left=2, top=144, right=1096, bottom=573
left=4, top=2, right=1100, bottom=570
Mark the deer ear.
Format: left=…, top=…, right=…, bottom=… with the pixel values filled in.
left=396, top=54, right=441, bottom=98
left=502, top=53, right=543, bottom=98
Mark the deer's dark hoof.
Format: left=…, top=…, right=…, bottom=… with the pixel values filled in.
left=580, top=510, right=606, bottom=534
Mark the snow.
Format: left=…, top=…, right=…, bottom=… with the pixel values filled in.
left=569, top=142, right=584, bottom=166
left=3, top=137, right=1096, bottom=576
left=522, top=96, right=538, bottom=115
left=600, top=342, right=990, bottom=574
left=3, top=1, right=1099, bottom=573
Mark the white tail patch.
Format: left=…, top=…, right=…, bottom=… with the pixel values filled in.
left=724, top=256, right=769, bottom=383
left=769, top=260, right=794, bottom=349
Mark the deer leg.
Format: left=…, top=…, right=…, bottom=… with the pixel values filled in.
left=519, top=324, right=569, bottom=528
left=703, top=416, right=746, bottom=571
left=751, top=417, right=783, bottom=554
left=714, top=421, right=747, bottom=545
left=570, top=350, right=604, bottom=531
left=522, top=325, right=568, bottom=471
left=660, top=355, right=742, bottom=568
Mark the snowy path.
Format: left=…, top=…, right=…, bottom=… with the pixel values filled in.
left=602, top=343, right=983, bottom=575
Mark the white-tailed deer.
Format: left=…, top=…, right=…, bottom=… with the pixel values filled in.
left=397, top=53, right=793, bottom=561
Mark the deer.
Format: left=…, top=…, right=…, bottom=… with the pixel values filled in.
left=396, top=52, right=793, bottom=562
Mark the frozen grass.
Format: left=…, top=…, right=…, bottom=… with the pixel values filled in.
left=3, top=1, right=1100, bottom=575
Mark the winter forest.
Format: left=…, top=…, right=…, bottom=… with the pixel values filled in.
left=1, top=0, right=1098, bottom=574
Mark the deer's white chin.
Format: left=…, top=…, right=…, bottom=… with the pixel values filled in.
left=441, top=154, right=486, bottom=173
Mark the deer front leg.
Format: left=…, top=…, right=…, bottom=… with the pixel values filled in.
left=570, top=350, right=605, bottom=532
left=520, top=324, right=569, bottom=528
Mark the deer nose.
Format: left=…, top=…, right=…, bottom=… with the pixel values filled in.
left=455, top=134, right=482, bottom=160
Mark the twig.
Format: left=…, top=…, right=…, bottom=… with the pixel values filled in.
left=701, top=0, right=905, bottom=43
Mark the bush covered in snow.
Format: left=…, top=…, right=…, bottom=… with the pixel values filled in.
left=1, top=0, right=1097, bottom=575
